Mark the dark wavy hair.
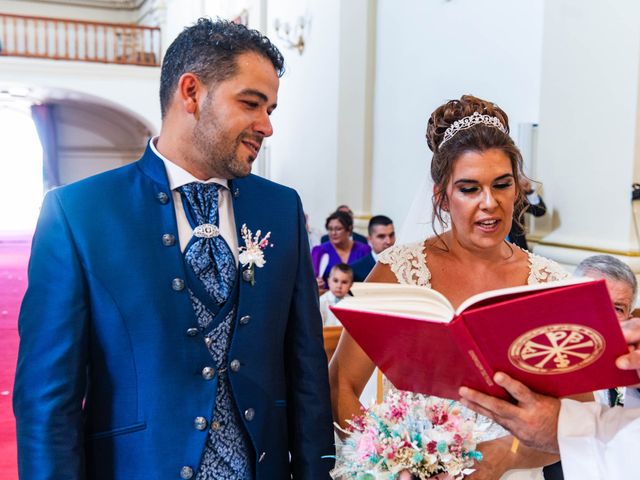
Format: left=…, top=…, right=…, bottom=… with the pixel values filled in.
left=159, top=18, right=285, bottom=118
left=325, top=210, right=353, bottom=232
left=425, top=94, right=529, bottom=234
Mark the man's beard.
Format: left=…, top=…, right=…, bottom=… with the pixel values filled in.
left=192, top=112, right=253, bottom=179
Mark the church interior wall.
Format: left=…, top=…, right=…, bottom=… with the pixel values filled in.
left=261, top=0, right=341, bottom=232
left=0, top=0, right=137, bottom=23
left=0, top=57, right=161, bottom=132
left=3, top=0, right=640, bottom=271
left=55, top=99, right=151, bottom=185
left=534, top=0, right=640, bottom=260
left=370, top=0, right=545, bottom=231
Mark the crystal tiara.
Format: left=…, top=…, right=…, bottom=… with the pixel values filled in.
left=439, top=111, right=507, bottom=148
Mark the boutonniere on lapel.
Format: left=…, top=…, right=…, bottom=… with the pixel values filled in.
left=239, top=224, right=273, bottom=285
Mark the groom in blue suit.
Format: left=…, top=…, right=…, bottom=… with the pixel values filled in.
left=14, top=19, right=334, bottom=479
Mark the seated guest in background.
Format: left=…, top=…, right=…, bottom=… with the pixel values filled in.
left=351, top=215, right=396, bottom=282
left=319, top=263, right=353, bottom=326
left=509, top=178, right=546, bottom=250
left=305, top=212, right=323, bottom=249
left=312, top=210, right=370, bottom=290
left=575, top=254, right=637, bottom=322
left=575, top=254, right=638, bottom=409
left=459, top=318, right=640, bottom=480
left=542, top=254, right=638, bottom=480
left=320, top=205, right=368, bottom=244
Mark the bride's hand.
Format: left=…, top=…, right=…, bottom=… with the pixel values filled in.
left=465, top=437, right=512, bottom=480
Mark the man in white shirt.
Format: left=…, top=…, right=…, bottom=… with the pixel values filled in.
left=575, top=255, right=639, bottom=409
left=459, top=318, right=640, bottom=480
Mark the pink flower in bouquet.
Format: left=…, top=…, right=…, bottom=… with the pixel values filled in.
left=429, top=403, right=449, bottom=426
left=385, top=392, right=410, bottom=421
left=355, top=429, right=379, bottom=460
left=387, top=403, right=408, bottom=421
left=331, top=392, right=481, bottom=480
left=426, top=440, right=438, bottom=454
left=348, top=411, right=367, bottom=433
left=448, top=434, right=464, bottom=455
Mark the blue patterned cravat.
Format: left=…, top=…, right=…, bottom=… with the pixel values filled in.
left=179, top=182, right=237, bottom=305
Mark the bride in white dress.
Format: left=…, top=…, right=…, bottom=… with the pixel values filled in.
left=329, top=95, right=588, bottom=480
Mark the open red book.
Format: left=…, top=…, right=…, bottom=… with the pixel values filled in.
left=331, top=278, right=640, bottom=400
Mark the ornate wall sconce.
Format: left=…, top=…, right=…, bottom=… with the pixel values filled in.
left=273, top=16, right=307, bottom=55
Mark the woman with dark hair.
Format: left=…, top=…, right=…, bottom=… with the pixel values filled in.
left=311, top=210, right=371, bottom=289
left=330, top=95, right=588, bottom=479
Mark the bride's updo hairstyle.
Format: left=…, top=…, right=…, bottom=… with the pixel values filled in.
left=426, top=94, right=528, bottom=232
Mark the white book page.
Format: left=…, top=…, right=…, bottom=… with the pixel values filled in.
left=338, top=283, right=455, bottom=322
left=454, top=276, right=593, bottom=315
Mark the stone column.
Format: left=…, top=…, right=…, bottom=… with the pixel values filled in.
left=336, top=0, right=377, bottom=233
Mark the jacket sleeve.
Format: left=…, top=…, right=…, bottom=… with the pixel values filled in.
left=13, top=191, right=89, bottom=480
left=285, top=194, right=335, bottom=478
left=557, top=399, right=640, bottom=480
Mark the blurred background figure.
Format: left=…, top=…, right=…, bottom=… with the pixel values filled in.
left=319, top=263, right=353, bottom=326
left=305, top=212, right=323, bottom=249
left=575, top=254, right=639, bottom=409
left=320, top=205, right=368, bottom=245
left=351, top=215, right=395, bottom=282
left=509, top=178, right=547, bottom=250
left=575, top=254, right=637, bottom=322
left=312, top=210, right=370, bottom=292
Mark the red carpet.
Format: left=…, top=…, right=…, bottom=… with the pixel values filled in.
left=0, top=234, right=31, bottom=480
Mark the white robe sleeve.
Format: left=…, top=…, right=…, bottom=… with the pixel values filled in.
left=558, top=399, right=640, bottom=479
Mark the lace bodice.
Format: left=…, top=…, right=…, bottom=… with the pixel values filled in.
left=376, top=241, right=569, bottom=444
left=378, top=241, right=569, bottom=286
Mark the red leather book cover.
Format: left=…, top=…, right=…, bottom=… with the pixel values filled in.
left=332, top=279, right=639, bottom=400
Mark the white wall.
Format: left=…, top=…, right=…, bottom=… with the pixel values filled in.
left=55, top=100, right=150, bottom=184
left=535, top=0, right=640, bottom=255
left=0, top=57, right=160, bottom=133
left=266, top=0, right=340, bottom=230
left=0, top=0, right=137, bottom=23
left=371, top=0, right=545, bottom=227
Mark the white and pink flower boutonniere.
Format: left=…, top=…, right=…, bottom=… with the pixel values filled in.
left=239, top=224, right=272, bottom=285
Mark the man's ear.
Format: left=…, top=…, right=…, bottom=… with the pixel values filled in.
left=177, top=73, right=202, bottom=117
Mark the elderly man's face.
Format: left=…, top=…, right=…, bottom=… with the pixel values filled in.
left=585, top=270, right=635, bottom=321
left=605, top=277, right=635, bottom=321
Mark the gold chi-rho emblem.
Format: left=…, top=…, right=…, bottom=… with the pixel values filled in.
left=508, top=324, right=605, bottom=374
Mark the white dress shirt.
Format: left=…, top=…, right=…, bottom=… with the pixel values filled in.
left=624, top=386, right=640, bottom=408
left=319, top=291, right=342, bottom=327
left=150, top=138, right=238, bottom=263
left=558, top=399, right=640, bottom=480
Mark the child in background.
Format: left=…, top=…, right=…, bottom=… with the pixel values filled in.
left=319, top=263, right=353, bottom=326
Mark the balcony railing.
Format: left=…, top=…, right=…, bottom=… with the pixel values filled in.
left=0, top=13, right=161, bottom=67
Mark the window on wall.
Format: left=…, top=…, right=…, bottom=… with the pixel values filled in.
left=0, top=103, right=43, bottom=233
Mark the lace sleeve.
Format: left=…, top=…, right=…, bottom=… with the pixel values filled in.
left=377, top=242, right=432, bottom=287
left=527, top=252, right=570, bottom=284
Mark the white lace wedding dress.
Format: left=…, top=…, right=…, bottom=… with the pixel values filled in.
left=376, top=242, right=569, bottom=480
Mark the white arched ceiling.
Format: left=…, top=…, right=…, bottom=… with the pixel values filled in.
left=49, top=92, right=153, bottom=184
left=0, top=84, right=153, bottom=184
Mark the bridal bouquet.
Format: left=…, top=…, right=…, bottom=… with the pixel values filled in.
left=331, top=391, right=482, bottom=480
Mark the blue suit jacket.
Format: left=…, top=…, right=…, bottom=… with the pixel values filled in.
left=13, top=146, right=335, bottom=479
left=350, top=253, right=375, bottom=282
